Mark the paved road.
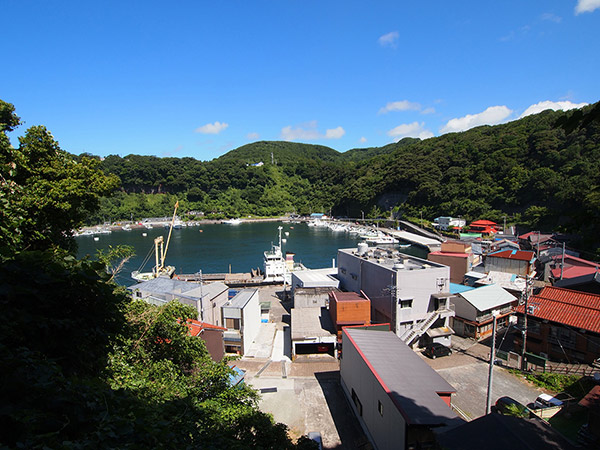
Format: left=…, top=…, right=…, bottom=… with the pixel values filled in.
left=420, top=335, right=544, bottom=419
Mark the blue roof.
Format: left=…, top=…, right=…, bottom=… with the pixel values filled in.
left=228, top=366, right=245, bottom=387
left=450, top=282, right=476, bottom=294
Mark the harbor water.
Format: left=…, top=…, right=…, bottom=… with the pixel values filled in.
left=76, top=221, right=427, bottom=286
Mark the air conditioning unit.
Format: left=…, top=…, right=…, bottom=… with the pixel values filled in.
left=527, top=305, right=536, bottom=315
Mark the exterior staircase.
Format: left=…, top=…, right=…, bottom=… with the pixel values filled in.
left=400, top=310, right=443, bottom=345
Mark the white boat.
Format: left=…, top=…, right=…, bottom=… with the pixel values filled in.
left=263, top=226, right=305, bottom=284
left=365, top=235, right=399, bottom=245
left=223, top=218, right=242, bottom=225
left=132, top=202, right=179, bottom=282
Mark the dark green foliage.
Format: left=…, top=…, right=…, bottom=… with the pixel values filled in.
left=92, top=101, right=600, bottom=253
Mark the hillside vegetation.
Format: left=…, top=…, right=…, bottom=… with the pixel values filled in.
left=94, top=102, right=600, bottom=254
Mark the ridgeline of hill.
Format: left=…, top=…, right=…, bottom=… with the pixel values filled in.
left=94, top=102, right=600, bottom=253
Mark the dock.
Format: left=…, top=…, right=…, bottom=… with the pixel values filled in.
left=386, top=229, right=442, bottom=252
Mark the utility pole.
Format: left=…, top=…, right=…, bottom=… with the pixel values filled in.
left=485, top=313, right=498, bottom=414
left=560, top=242, right=565, bottom=280
left=521, top=276, right=531, bottom=370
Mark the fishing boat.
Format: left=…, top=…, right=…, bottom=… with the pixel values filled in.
left=131, top=202, right=179, bottom=282
left=263, top=226, right=305, bottom=284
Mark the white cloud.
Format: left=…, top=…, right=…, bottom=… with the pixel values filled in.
left=541, top=12, right=562, bottom=23
left=359, top=137, right=367, bottom=143
left=246, top=132, right=260, bottom=140
left=575, top=0, right=600, bottom=14
left=280, top=121, right=344, bottom=141
left=387, top=122, right=434, bottom=141
left=195, top=121, right=229, bottom=134
left=325, top=126, right=345, bottom=139
left=421, top=107, right=436, bottom=115
left=440, top=106, right=513, bottom=134
left=378, top=31, right=399, bottom=48
left=379, top=100, right=421, bottom=114
left=519, top=100, right=588, bottom=118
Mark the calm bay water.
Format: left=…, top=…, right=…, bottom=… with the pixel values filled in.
left=76, top=221, right=426, bottom=286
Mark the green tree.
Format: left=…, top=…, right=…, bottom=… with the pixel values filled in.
left=1, top=100, right=119, bottom=253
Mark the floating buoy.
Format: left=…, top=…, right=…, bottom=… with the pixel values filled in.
left=142, top=232, right=147, bottom=237
left=199, top=229, right=203, bottom=232
left=93, top=236, right=99, bottom=241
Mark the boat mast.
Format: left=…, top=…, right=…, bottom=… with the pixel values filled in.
left=162, top=201, right=179, bottom=269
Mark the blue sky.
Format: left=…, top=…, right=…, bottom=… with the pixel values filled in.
left=3, top=0, right=599, bottom=160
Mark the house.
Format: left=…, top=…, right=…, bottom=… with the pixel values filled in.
left=433, top=216, right=466, bottom=231
left=484, top=249, right=536, bottom=276
left=329, top=290, right=371, bottom=341
left=451, top=284, right=517, bottom=340
left=472, top=270, right=528, bottom=297
left=128, top=278, right=229, bottom=326
left=341, top=328, right=462, bottom=450
left=518, top=231, right=556, bottom=251
left=554, top=270, right=600, bottom=295
left=545, top=253, right=599, bottom=285
left=186, top=319, right=226, bottom=361
left=221, top=289, right=261, bottom=355
left=337, top=247, right=454, bottom=348
left=467, top=219, right=499, bottom=235
left=437, top=412, right=576, bottom=450
left=428, top=240, right=478, bottom=284
left=291, top=306, right=337, bottom=357
left=513, top=286, right=600, bottom=364
left=291, top=268, right=340, bottom=308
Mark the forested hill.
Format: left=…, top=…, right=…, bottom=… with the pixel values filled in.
left=95, top=102, right=600, bottom=252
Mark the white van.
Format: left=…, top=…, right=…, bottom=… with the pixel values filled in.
left=534, top=393, right=564, bottom=409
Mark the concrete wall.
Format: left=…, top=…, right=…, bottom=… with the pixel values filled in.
left=293, top=287, right=334, bottom=308
left=341, top=333, right=407, bottom=450
left=485, top=256, right=530, bottom=276
left=427, top=253, right=470, bottom=284
left=241, top=290, right=261, bottom=354
left=451, top=296, right=478, bottom=322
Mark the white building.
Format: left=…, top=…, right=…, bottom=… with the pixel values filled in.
left=128, top=278, right=229, bottom=327
left=291, top=267, right=340, bottom=308
left=433, top=216, right=466, bottom=231
left=341, top=328, right=461, bottom=450
left=222, top=289, right=261, bottom=355
left=337, top=247, right=454, bottom=347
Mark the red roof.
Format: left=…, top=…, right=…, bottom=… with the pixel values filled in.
left=516, top=286, right=600, bottom=333
left=549, top=254, right=599, bottom=279
left=470, top=220, right=497, bottom=226
left=186, top=319, right=226, bottom=336
left=488, top=249, right=535, bottom=262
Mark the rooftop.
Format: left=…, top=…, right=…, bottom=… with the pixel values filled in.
left=516, top=286, right=600, bottom=333
left=343, top=328, right=459, bottom=426
left=186, top=319, right=226, bottom=336
left=291, top=307, right=336, bottom=340
left=457, top=284, right=517, bottom=311
left=487, top=249, right=536, bottom=262
left=226, top=289, right=258, bottom=309
left=340, top=247, right=447, bottom=272
left=331, top=291, right=370, bottom=302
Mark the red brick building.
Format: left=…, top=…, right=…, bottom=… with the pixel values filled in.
left=329, top=290, right=371, bottom=341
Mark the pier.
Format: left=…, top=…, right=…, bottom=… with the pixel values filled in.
left=385, top=229, right=443, bottom=252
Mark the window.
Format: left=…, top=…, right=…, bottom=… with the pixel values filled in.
left=378, top=400, right=384, bottom=417
left=226, top=318, right=240, bottom=330
left=351, top=388, right=363, bottom=416
left=400, top=299, right=413, bottom=309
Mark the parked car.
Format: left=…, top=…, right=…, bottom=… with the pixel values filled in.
left=534, top=393, right=564, bottom=409
left=494, top=396, right=533, bottom=418
left=307, top=431, right=323, bottom=450
left=423, top=343, right=452, bottom=359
